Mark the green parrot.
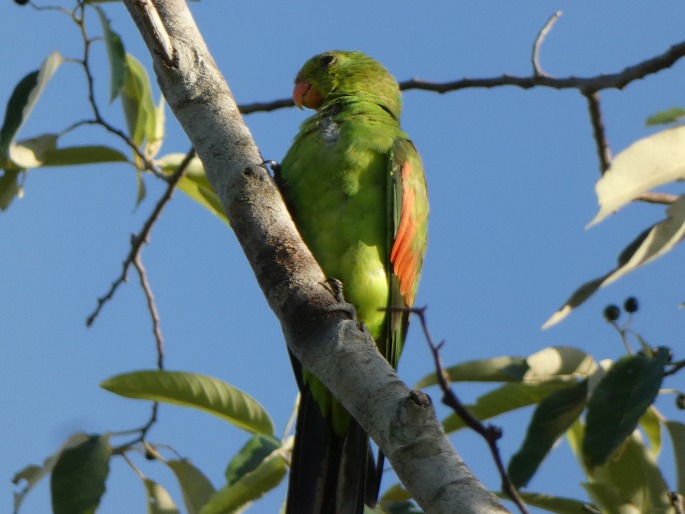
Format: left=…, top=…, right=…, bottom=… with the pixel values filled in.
left=279, top=50, right=428, bottom=514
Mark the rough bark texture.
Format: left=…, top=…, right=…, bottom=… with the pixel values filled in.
left=122, top=1, right=508, bottom=512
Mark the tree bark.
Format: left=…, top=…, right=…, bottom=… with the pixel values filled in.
left=122, top=1, right=508, bottom=512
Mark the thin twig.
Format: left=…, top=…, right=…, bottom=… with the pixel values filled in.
left=133, top=254, right=165, bottom=369
left=238, top=40, right=685, bottom=115
left=87, top=148, right=195, bottom=326
left=74, top=3, right=165, bottom=179
left=584, top=92, right=612, bottom=175
left=532, top=11, right=562, bottom=77
left=386, top=306, right=529, bottom=514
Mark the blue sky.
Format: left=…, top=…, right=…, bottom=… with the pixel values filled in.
left=3, top=1, right=685, bottom=513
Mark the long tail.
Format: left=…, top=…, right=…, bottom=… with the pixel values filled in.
left=286, top=355, right=377, bottom=514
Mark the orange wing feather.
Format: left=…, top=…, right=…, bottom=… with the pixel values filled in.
left=390, top=160, right=422, bottom=306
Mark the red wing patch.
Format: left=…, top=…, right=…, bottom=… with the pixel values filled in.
left=390, top=161, right=419, bottom=306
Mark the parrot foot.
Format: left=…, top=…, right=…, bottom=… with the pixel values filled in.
left=323, top=278, right=358, bottom=322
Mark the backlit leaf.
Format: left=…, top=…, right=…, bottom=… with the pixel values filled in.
left=590, top=125, right=685, bottom=226
left=0, top=52, right=63, bottom=157
left=544, top=196, right=685, bottom=327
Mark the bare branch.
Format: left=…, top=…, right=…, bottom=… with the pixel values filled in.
left=87, top=148, right=195, bottom=326
left=584, top=92, right=612, bottom=175
left=532, top=11, right=563, bottom=77
left=402, top=306, right=529, bottom=514
left=237, top=40, right=685, bottom=115
left=133, top=254, right=165, bottom=369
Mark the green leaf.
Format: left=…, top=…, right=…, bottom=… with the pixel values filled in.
left=121, top=53, right=157, bottom=150
left=416, top=355, right=528, bottom=387
left=666, top=421, right=685, bottom=495
left=158, top=153, right=228, bottom=224
left=12, top=433, right=89, bottom=514
left=508, top=491, right=595, bottom=514
left=646, top=107, right=685, bottom=126
left=50, top=434, right=111, bottom=514
left=0, top=52, right=63, bottom=157
left=544, top=196, right=685, bottom=327
left=367, top=501, right=423, bottom=514
left=42, top=145, right=129, bottom=166
left=586, top=433, right=671, bottom=514
left=582, top=349, right=669, bottom=470
left=590, top=125, right=685, bottom=227
left=639, top=406, right=662, bottom=457
left=167, top=460, right=215, bottom=514
left=380, top=483, right=412, bottom=502
left=508, top=380, right=588, bottom=488
left=93, top=5, right=126, bottom=102
left=135, top=169, right=146, bottom=206
left=0, top=169, right=23, bottom=211
left=199, top=444, right=287, bottom=514
left=443, top=381, right=569, bottom=433
left=101, top=370, right=274, bottom=435
left=145, top=95, right=165, bottom=160
left=225, top=435, right=281, bottom=486
left=144, top=479, right=180, bottom=514
left=8, top=134, right=58, bottom=168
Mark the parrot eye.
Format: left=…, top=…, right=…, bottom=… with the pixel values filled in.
left=319, top=54, right=335, bottom=68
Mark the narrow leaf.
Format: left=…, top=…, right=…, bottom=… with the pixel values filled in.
left=666, top=421, right=685, bottom=495
left=590, top=125, right=685, bottom=226
left=646, top=107, right=685, bottom=126
left=510, top=491, right=595, bottom=514
left=544, top=196, right=685, bottom=327
left=508, top=380, right=588, bottom=488
left=225, top=435, right=281, bottom=486
left=145, top=95, right=165, bottom=160
left=416, top=355, right=528, bottom=387
left=101, top=370, right=274, bottom=435
left=582, top=349, right=669, bottom=470
left=0, top=169, right=23, bottom=211
left=50, top=434, right=111, bottom=514
left=144, top=479, right=180, bottom=514
left=93, top=5, right=126, bottom=102
left=42, top=145, right=129, bottom=166
left=639, top=406, right=662, bottom=457
left=121, top=54, right=156, bottom=149
left=167, top=460, right=215, bottom=514
left=0, top=52, right=63, bottom=157
left=199, top=447, right=287, bottom=514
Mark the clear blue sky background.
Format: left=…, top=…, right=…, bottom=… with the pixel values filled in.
left=3, top=1, right=685, bottom=513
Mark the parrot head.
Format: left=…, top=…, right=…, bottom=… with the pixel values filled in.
left=292, top=50, right=401, bottom=119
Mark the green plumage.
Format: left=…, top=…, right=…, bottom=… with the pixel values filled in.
left=281, top=51, right=428, bottom=514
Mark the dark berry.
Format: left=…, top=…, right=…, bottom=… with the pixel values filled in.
left=15, top=0, right=29, bottom=5
left=677, top=394, right=685, bottom=410
left=603, top=304, right=620, bottom=322
left=624, top=297, right=639, bottom=313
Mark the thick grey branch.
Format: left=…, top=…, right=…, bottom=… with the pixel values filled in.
left=122, top=1, right=507, bottom=512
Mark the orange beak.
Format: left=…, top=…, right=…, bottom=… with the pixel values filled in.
left=293, top=80, right=323, bottom=110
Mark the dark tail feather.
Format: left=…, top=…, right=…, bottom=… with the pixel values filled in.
left=287, top=355, right=372, bottom=514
